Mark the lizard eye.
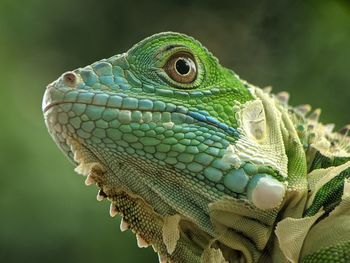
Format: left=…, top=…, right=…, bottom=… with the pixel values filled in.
left=163, top=52, right=197, bottom=84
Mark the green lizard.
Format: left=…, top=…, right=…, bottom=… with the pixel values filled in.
left=42, top=32, right=350, bottom=263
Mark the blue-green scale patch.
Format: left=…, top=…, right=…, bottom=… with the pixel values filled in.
left=122, top=97, right=138, bottom=109
left=223, top=169, right=249, bottom=193
left=187, top=111, right=239, bottom=137
left=107, top=96, right=123, bottom=107
left=64, top=91, right=78, bottom=101
left=78, top=92, right=94, bottom=104
left=203, top=167, right=223, bottom=182
left=92, top=61, right=113, bottom=76
left=124, top=70, right=142, bottom=88
left=138, top=99, right=153, bottom=110
left=92, top=93, right=109, bottom=105
left=243, top=163, right=259, bottom=175
left=99, top=76, right=114, bottom=86
left=80, top=68, right=99, bottom=86
left=153, top=101, right=166, bottom=111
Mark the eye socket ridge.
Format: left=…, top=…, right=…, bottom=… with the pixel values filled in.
left=163, top=51, right=197, bottom=84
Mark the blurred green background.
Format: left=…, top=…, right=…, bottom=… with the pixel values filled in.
left=0, top=0, right=349, bottom=262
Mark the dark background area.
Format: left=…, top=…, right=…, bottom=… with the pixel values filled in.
left=0, top=0, right=349, bottom=262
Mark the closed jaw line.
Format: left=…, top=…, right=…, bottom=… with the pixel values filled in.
left=43, top=86, right=239, bottom=137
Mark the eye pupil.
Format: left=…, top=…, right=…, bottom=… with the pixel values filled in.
left=163, top=51, right=197, bottom=86
left=175, top=58, right=191, bottom=75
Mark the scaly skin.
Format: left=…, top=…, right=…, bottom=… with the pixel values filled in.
left=43, top=32, right=350, bottom=263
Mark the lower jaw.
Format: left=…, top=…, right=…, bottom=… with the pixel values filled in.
left=47, top=115, right=281, bottom=261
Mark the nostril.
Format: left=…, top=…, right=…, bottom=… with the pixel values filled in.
left=63, top=71, right=78, bottom=87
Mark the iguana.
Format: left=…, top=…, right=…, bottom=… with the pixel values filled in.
left=42, top=32, right=350, bottom=263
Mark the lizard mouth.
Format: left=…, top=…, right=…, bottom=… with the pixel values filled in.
left=43, top=84, right=239, bottom=139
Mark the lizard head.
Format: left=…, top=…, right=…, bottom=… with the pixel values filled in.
left=43, top=32, right=304, bottom=261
